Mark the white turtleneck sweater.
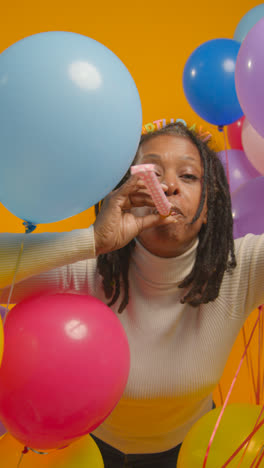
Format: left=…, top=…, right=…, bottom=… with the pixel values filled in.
left=1, top=227, right=264, bottom=454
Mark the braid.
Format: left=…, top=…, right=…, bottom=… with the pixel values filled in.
left=95, top=122, right=236, bottom=312
left=179, top=142, right=236, bottom=305
left=96, top=241, right=136, bottom=313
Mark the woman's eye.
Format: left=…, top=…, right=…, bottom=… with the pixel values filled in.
left=181, top=174, right=199, bottom=181
left=153, top=168, right=162, bottom=178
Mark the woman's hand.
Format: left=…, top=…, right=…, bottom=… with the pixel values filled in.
left=94, top=175, right=174, bottom=255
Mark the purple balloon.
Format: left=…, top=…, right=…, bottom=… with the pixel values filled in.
left=232, top=176, right=264, bottom=238
left=235, top=17, right=264, bottom=138
left=0, top=306, right=5, bottom=321
left=217, top=149, right=260, bottom=193
left=0, top=418, right=6, bottom=437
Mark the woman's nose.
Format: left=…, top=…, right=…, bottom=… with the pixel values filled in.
left=164, top=180, right=179, bottom=196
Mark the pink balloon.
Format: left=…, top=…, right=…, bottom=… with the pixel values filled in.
left=0, top=293, right=130, bottom=450
left=242, top=118, right=264, bottom=175
left=235, top=17, right=264, bottom=138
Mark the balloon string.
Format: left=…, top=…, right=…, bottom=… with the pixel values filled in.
left=260, top=307, right=264, bottom=402
left=218, top=125, right=230, bottom=186
left=220, top=310, right=263, bottom=468
left=16, top=453, right=24, bottom=468
left=202, top=310, right=261, bottom=468
left=220, top=414, right=264, bottom=468
left=223, top=127, right=230, bottom=186
left=249, top=443, right=264, bottom=468
left=253, top=445, right=264, bottom=468
left=2, top=221, right=36, bottom=324
left=261, top=343, right=264, bottom=402
left=28, top=447, right=49, bottom=455
left=224, top=306, right=264, bottom=468
left=15, top=446, right=48, bottom=468
left=235, top=402, right=264, bottom=467
left=261, top=311, right=264, bottom=403
left=16, top=447, right=29, bottom=468
left=249, top=446, right=263, bottom=468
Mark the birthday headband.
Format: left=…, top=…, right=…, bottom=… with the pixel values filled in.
left=142, top=118, right=212, bottom=143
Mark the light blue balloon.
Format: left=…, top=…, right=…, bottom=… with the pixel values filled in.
left=0, top=32, right=142, bottom=224
left=234, top=4, right=264, bottom=43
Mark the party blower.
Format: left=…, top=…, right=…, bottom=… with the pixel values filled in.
left=131, top=164, right=172, bottom=217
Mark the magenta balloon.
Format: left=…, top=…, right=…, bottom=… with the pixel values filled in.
left=235, top=17, right=264, bottom=138
left=0, top=293, right=130, bottom=450
left=232, top=176, right=264, bottom=238
left=242, top=118, right=264, bottom=175
left=217, top=149, right=260, bottom=193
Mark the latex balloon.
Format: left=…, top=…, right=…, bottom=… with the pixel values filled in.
left=217, top=148, right=260, bottom=193
left=227, top=116, right=245, bottom=150
left=177, top=404, right=264, bottom=467
left=234, top=5, right=264, bottom=43
left=183, top=39, right=243, bottom=126
left=242, top=118, right=264, bottom=176
left=232, top=176, right=264, bottom=238
left=235, top=18, right=264, bottom=139
left=0, top=312, right=7, bottom=440
left=0, top=315, right=3, bottom=367
left=0, top=419, right=6, bottom=439
left=0, top=433, right=103, bottom=468
left=0, top=31, right=142, bottom=224
left=0, top=306, right=5, bottom=321
left=0, top=293, right=130, bottom=450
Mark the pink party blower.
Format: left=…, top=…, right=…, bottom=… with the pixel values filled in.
left=131, top=164, right=171, bottom=216
left=0, top=293, right=130, bottom=450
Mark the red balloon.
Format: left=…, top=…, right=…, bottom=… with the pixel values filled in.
left=0, top=293, right=130, bottom=450
left=227, top=115, right=245, bottom=149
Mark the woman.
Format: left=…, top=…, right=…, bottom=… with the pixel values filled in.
left=0, top=123, right=263, bottom=467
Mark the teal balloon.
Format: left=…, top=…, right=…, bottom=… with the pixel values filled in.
left=234, top=5, right=264, bottom=43
left=0, top=32, right=142, bottom=224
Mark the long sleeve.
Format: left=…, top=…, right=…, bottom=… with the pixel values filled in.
left=0, top=225, right=96, bottom=294
left=0, top=258, right=98, bottom=304
left=219, top=234, right=264, bottom=320
left=91, top=234, right=264, bottom=454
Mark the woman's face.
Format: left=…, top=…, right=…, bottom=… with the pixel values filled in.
left=134, top=134, right=207, bottom=258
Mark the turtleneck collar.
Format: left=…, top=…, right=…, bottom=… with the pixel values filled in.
left=130, top=238, right=199, bottom=285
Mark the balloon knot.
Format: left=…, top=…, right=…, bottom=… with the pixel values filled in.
left=23, top=221, right=37, bottom=234
left=28, top=447, right=49, bottom=455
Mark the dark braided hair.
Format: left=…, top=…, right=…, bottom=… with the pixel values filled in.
left=95, top=122, right=236, bottom=312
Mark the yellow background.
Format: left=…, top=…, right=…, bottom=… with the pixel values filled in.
left=0, top=0, right=263, bottom=405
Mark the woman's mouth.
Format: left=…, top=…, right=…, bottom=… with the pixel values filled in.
left=152, top=206, right=184, bottom=217
left=170, top=207, right=183, bottom=217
